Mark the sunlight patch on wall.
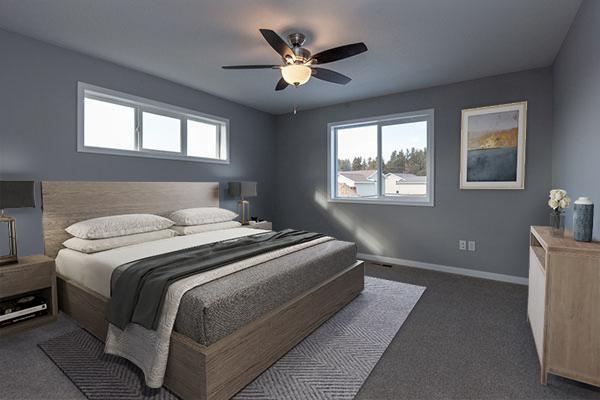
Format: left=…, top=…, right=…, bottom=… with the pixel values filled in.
left=313, top=190, right=384, bottom=254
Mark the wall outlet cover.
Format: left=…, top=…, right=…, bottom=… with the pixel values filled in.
left=468, top=240, right=476, bottom=251
left=459, top=240, right=467, bottom=250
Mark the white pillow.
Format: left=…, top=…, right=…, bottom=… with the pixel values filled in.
left=171, top=221, right=242, bottom=235
left=65, top=214, right=174, bottom=239
left=168, top=207, right=238, bottom=226
left=63, top=229, right=177, bottom=254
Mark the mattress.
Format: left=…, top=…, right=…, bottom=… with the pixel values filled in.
left=55, top=228, right=357, bottom=346
left=175, top=239, right=356, bottom=345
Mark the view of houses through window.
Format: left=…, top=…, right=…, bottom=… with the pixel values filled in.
left=330, top=111, right=433, bottom=205
left=381, top=120, right=428, bottom=197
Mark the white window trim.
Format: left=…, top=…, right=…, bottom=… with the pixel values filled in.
left=77, top=82, right=230, bottom=164
left=327, top=109, right=435, bottom=207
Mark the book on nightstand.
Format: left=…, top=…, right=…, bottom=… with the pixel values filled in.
left=0, top=295, right=48, bottom=328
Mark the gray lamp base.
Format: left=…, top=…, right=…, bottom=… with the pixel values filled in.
left=0, top=215, right=18, bottom=266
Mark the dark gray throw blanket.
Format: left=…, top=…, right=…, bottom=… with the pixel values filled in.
left=106, top=229, right=325, bottom=331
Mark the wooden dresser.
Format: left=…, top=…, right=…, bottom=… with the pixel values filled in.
left=528, top=226, right=600, bottom=387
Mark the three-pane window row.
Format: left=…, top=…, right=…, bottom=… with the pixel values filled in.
left=82, top=90, right=227, bottom=162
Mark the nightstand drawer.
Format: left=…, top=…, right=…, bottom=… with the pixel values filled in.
left=0, top=262, right=53, bottom=299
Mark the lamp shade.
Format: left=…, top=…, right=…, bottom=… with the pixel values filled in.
left=0, top=181, right=36, bottom=209
left=228, top=181, right=257, bottom=198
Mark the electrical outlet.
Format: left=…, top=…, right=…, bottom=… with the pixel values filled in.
left=459, top=240, right=467, bottom=250
left=468, top=240, right=476, bottom=251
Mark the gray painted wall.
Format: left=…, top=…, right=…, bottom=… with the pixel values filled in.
left=0, top=29, right=276, bottom=256
left=274, top=68, right=554, bottom=278
left=552, top=0, right=600, bottom=239
left=0, top=27, right=560, bottom=279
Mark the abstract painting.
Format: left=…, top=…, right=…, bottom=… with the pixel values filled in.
left=460, top=101, right=527, bottom=189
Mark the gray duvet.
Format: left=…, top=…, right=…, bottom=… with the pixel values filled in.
left=174, top=239, right=357, bottom=346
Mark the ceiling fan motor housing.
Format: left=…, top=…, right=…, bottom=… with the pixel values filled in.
left=288, top=33, right=311, bottom=64
left=292, top=47, right=311, bottom=64
left=287, top=32, right=306, bottom=47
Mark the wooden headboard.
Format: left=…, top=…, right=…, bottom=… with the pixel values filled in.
left=41, top=181, right=219, bottom=258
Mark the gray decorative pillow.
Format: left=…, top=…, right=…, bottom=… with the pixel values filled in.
left=63, top=229, right=177, bottom=253
left=65, top=214, right=175, bottom=239
left=168, top=207, right=238, bottom=226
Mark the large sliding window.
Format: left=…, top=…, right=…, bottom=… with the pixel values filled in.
left=328, top=109, right=434, bottom=206
left=78, top=82, right=229, bottom=163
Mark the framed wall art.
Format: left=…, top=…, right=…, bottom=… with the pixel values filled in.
left=460, top=101, right=527, bottom=189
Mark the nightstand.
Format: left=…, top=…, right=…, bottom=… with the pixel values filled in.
left=246, top=221, right=273, bottom=230
left=0, top=255, right=57, bottom=336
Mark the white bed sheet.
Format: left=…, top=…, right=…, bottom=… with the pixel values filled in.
left=55, top=227, right=269, bottom=298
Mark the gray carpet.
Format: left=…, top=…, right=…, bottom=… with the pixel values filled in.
left=0, top=312, right=85, bottom=400
left=357, top=263, right=600, bottom=400
left=35, top=277, right=424, bottom=400
left=3, top=263, right=600, bottom=400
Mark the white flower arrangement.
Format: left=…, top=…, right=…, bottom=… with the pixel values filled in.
left=548, top=189, right=571, bottom=211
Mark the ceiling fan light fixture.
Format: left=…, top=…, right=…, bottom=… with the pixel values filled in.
left=281, top=64, right=311, bottom=86
left=222, top=29, right=367, bottom=91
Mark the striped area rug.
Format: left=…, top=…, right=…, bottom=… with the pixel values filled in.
left=39, top=329, right=176, bottom=400
left=39, top=277, right=425, bottom=400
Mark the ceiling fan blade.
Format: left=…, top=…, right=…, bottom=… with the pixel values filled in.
left=222, top=65, right=279, bottom=69
left=259, top=29, right=295, bottom=60
left=311, top=67, right=352, bottom=85
left=275, top=77, right=289, bottom=91
left=311, top=42, right=367, bottom=64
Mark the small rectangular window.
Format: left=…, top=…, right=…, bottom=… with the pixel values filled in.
left=142, top=111, right=181, bottom=153
left=328, top=109, right=434, bottom=206
left=187, top=119, right=218, bottom=159
left=84, top=97, right=136, bottom=151
left=78, top=82, right=229, bottom=163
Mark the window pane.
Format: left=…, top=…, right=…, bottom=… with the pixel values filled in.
left=187, top=120, right=219, bottom=159
left=336, top=125, right=378, bottom=198
left=382, top=121, right=428, bottom=198
left=142, top=112, right=181, bottom=152
left=218, top=126, right=227, bottom=160
left=84, top=97, right=135, bottom=150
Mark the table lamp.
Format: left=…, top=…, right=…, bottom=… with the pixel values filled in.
left=0, top=181, right=35, bottom=265
left=228, top=181, right=257, bottom=225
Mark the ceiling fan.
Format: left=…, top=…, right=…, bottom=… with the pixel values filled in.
left=222, top=29, right=367, bottom=91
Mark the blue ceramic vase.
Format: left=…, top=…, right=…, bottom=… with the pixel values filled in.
left=573, top=197, right=594, bottom=242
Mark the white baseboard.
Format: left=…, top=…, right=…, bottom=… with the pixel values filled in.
left=357, top=252, right=529, bottom=286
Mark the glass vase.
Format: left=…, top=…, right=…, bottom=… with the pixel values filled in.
left=550, top=211, right=565, bottom=237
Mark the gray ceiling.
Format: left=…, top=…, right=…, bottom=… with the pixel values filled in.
left=0, top=0, right=581, bottom=114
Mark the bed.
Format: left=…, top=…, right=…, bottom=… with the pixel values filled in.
left=41, top=181, right=364, bottom=400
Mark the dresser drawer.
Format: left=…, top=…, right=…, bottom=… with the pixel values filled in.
left=528, top=247, right=546, bottom=364
left=0, top=262, right=53, bottom=299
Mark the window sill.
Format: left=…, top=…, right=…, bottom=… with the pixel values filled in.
left=327, top=197, right=434, bottom=207
left=78, top=146, right=230, bottom=164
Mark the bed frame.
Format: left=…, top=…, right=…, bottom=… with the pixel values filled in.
left=41, top=181, right=364, bottom=400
